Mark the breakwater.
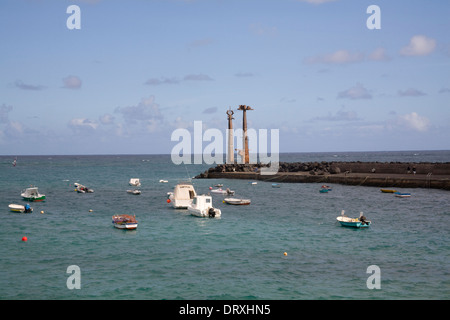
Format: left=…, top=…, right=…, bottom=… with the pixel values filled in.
left=195, top=161, right=450, bottom=190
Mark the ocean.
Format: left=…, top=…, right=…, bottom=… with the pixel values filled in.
left=0, top=151, right=449, bottom=300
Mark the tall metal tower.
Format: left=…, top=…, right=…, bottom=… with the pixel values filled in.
left=237, top=105, right=253, bottom=164
left=226, top=108, right=234, bottom=164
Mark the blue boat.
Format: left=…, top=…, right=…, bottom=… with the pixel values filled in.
left=336, top=210, right=371, bottom=228
left=320, top=188, right=328, bottom=193
left=271, top=183, right=281, bottom=188
left=394, top=192, right=411, bottom=198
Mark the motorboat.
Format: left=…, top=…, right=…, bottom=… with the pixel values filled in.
left=380, top=189, right=397, bottom=193
left=21, top=187, right=46, bottom=202
left=209, top=187, right=235, bottom=195
left=336, top=210, right=371, bottom=228
left=127, top=189, right=141, bottom=195
left=74, top=183, right=94, bottom=193
left=271, top=183, right=281, bottom=188
left=394, top=192, right=411, bottom=198
left=223, top=198, right=251, bottom=205
left=159, top=180, right=168, bottom=183
left=321, top=185, right=332, bottom=191
left=188, top=195, right=221, bottom=218
left=167, top=182, right=197, bottom=208
left=129, top=178, right=141, bottom=187
left=112, top=214, right=138, bottom=230
left=319, top=188, right=328, bottom=193
left=9, top=203, right=33, bottom=213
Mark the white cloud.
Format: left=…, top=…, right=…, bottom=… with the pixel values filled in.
left=400, top=35, right=436, bottom=56
left=305, top=50, right=364, bottom=65
left=338, top=83, right=372, bottom=100
left=398, top=88, right=426, bottom=97
left=397, top=112, right=430, bottom=132
left=62, top=75, right=82, bottom=89
left=68, top=118, right=99, bottom=132
left=368, top=47, right=390, bottom=61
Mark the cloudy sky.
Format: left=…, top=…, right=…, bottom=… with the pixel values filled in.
left=0, top=0, right=449, bottom=155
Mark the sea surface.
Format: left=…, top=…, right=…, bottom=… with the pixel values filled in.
left=0, top=151, right=449, bottom=300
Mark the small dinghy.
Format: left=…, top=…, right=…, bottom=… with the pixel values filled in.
left=336, top=210, right=371, bottom=228
left=112, top=214, right=138, bottom=230
left=9, top=203, right=33, bottom=213
left=223, top=198, right=251, bottom=205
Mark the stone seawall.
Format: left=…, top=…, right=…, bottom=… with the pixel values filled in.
left=195, top=162, right=450, bottom=190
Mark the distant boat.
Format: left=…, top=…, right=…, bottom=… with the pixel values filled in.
left=21, top=187, right=46, bottom=202
left=223, top=198, right=251, bottom=205
left=167, top=182, right=197, bottom=209
left=159, top=180, right=168, bottom=183
left=319, top=188, right=328, bottom=193
left=127, top=189, right=141, bottom=195
left=380, top=189, right=397, bottom=193
left=129, top=178, right=141, bottom=187
left=74, top=183, right=94, bottom=193
left=112, top=214, right=138, bottom=230
left=188, top=195, right=221, bottom=218
left=336, top=210, right=371, bottom=228
left=271, top=183, right=281, bottom=188
left=394, top=192, right=411, bottom=198
left=9, top=203, right=33, bottom=213
left=210, top=188, right=235, bottom=195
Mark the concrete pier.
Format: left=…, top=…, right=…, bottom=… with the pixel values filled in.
left=195, top=161, right=450, bottom=190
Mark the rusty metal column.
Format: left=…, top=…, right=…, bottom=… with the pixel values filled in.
left=226, top=108, right=234, bottom=164
left=237, top=105, right=253, bottom=164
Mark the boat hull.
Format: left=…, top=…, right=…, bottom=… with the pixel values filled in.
left=188, top=207, right=221, bottom=218
left=223, top=198, right=251, bottom=205
left=9, top=204, right=33, bottom=213
left=380, top=189, right=397, bottom=193
left=336, top=216, right=371, bottom=228
left=112, top=215, right=138, bottom=230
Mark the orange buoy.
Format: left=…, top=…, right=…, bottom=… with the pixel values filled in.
left=22, top=236, right=28, bottom=242
left=166, top=199, right=171, bottom=203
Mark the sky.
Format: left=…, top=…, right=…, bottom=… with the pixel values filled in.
left=0, top=0, right=449, bottom=155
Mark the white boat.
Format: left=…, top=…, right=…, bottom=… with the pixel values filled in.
left=336, top=210, right=371, bottom=228
left=129, top=178, right=141, bottom=187
left=159, top=179, right=168, bottom=183
left=21, top=187, right=46, bottom=202
left=188, top=195, right=221, bottom=218
left=167, top=182, right=197, bottom=208
left=74, top=183, right=94, bottom=193
left=127, top=189, right=141, bottom=195
left=9, top=203, right=33, bottom=213
left=112, top=214, right=138, bottom=230
left=209, top=188, right=235, bottom=195
left=223, top=198, right=251, bottom=205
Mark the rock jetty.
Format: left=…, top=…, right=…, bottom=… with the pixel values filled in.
left=195, top=161, right=450, bottom=190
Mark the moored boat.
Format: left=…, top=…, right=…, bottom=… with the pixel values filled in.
left=336, top=210, right=371, bottom=228
left=380, top=189, right=397, bottom=193
left=9, top=203, right=33, bottom=213
left=167, top=182, right=197, bottom=208
left=223, top=197, right=251, bottom=205
left=127, top=189, right=141, bottom=195
left=129, top=178, right=141, bottom=187
left=21, top=187, right=46, bottom=202
left=210, top=187, right=235, bottom=195
left=112, top=214, right=138, bottom=229
left=394, top=192, right=411, bottom=198
left=74, top=183, right=94, bottom=193
left=188, top=195, right=221, bottom=218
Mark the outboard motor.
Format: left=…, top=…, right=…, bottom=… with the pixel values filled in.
left=208, top=207, right=216, bottom=218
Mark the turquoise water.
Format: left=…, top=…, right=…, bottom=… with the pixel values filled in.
left=0, top=152, right=449, bottom=300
